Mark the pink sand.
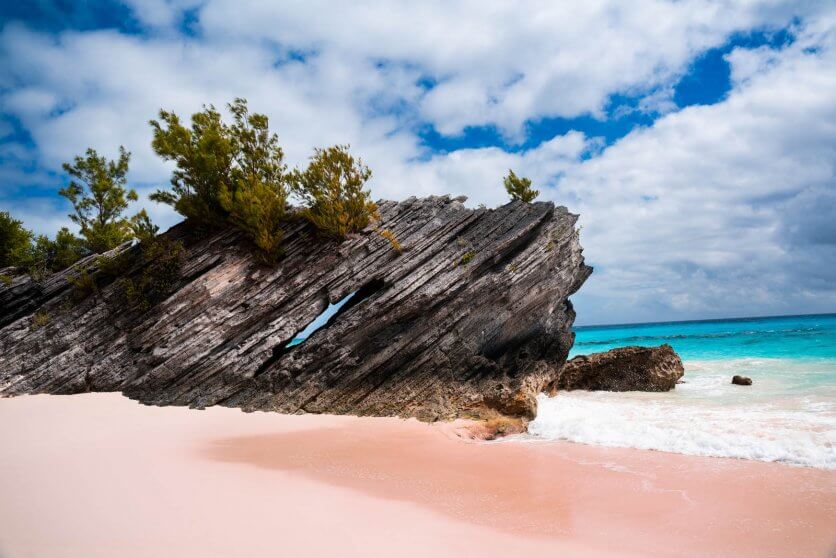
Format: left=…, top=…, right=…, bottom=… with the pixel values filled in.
left=0, top=393, right=833, bottom=557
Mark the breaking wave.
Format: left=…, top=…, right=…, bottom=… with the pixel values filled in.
left=528, top=357, right=836, bottom=469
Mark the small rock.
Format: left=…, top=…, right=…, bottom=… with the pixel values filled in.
left=732, top=375, right=752, bottom=386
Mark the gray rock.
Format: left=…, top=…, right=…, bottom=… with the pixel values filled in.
left=0, top=197, right=591, bottom=421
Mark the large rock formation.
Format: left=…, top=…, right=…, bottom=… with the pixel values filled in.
left=0, top=196, right=591, bottom=422
left=546, top=344, right=684, bottom=393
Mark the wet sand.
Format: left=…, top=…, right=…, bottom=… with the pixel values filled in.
left=0, top=393, right=833, bottom=557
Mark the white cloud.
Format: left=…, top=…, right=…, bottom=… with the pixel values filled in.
left=0, top=1, right=833, bottom=324
left=195, top=0, right=823, bottom=135
left=553, top=17, right=836, bottom=323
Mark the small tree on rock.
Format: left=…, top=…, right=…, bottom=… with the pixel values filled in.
left=218, top=99, right=289, bottom=263
left=60, top=147, right=138, bottom=253
left=290, top=145, right=376, bottom=239
left=129, top=209, right=160, bottom=244
left=149, top=105, right=235, bottom=227
left=150, top=99, right=289, bottom=262
left=0, top=211, right=34, bottom=268
left=503, top=169, right=539, bottom=203
left=31, top=228, right=87, bottom=274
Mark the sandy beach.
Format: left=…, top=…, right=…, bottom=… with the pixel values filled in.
left=0, top=393, right=833, bottom=558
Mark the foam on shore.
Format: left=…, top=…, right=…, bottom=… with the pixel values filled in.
left=529, top=358, right=836, bottom=469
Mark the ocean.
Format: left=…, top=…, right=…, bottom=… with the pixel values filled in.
left=528, top=313, right=836, bottom=469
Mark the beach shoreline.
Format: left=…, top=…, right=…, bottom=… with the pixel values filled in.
left=0, top=393, right=833, bottom=558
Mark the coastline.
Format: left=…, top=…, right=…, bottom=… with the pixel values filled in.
left=1, top=393, right=833, bottom=558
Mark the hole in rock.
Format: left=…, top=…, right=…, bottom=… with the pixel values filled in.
left=270, top=278, right=387, bottom=364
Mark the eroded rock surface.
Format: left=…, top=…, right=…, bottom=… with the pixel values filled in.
left=547, top=344, right=684, bottom=393
left=0, top=197, right=591, bottom=421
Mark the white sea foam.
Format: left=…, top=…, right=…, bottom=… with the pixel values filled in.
left=527, top=358, right=836, bottom=469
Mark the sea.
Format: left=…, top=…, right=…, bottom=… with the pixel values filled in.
left=527, top=313, right=836, bottom=469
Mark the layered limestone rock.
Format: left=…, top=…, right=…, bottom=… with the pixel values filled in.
left=0, top=196, right=591, bottom=421
left=547, top=344, right=684, bottom=393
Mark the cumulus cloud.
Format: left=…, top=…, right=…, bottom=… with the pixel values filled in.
left=196, top=0, right=820, bottom=135
left=553, top=16, right=836, bottom=323
left=0, top=1, right=833, bottom=323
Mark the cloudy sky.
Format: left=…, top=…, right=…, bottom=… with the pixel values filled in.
left=1, top=1, right=834, bottom=325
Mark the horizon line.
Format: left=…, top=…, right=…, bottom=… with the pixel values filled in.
left=574, top=311, right=836, bottom=330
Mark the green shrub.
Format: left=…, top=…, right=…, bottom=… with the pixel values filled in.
left=503, top=169, right=539, bottom=203
left=95, top=252, right=131, bottom=279
left=31, top=228, right=88, bottom=274
left=0, top=211, right=34, bottom=268
left=0, top=273, right=12, bottom=285
left=290, top=145, right=377, bottom=239
left=120, top=236, right=184, bottom=311
left=218, top=100, right=289, bottom=263
left=68, top=268, right=99, bottom=302
left=60, top=147, right=139, bottom=253
left=130, top=209, right=159, bottom=244
left=149, top=104, right=234, bottom=227
left=150, top=99, right=290, bottom=262
left=31, top=310, right=51, bottom=329
left=460, top=251, right=475, bottom=265
left=220, top=176, right=288, bottom=263
left=2, top=211, right=90, bottom=279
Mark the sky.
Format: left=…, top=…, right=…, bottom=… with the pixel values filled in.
left=0, top=1, right=834, bottom=326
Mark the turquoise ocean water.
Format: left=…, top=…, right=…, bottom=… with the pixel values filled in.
left=529, top=314, right=836, bottom=469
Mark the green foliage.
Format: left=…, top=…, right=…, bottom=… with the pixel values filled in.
left=149, top=104, right=234, bottom=227
left=220, top=177, right=288, bottom=263
left=31, top=310, right=51, bottom=329
left=67, top=226, right=176, bottom=308
left=120, top=236, right=184, bottom=312
left=0, top=273, right=12, bottom=285
left=95, top=252, right=131, bottom=279
left=68, top=268, right=99, bottom=302
left=130, top=209, right=159, bottom=244
left=0, top=211, right=34, bottom=268
left=60, top=147, right=139, bottom=253
left=290, top=145, right=377, bottom=239
left=1, top=210, right=89, bottom=279
left=150, top=98, right=290, bottom=261
left=460, top=251, right=475, bottom=265
left=503, top=169, right=539, bottom=203
left=31, top=228, right=88, bottom=274
left=218, top=99, right=289, bottom=263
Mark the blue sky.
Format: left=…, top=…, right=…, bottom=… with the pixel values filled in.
left=1, top=1, right=834, bottom=325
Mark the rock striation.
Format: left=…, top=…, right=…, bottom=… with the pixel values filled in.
left=546, top=344, right=684, bottom=393
left=0, top=197, right=591, bottom=422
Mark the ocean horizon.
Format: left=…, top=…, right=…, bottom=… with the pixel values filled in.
left=574, top=311, right=836, bottom=332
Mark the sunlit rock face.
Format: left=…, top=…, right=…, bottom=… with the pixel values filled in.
left=0, top=196, right=591, bottom=422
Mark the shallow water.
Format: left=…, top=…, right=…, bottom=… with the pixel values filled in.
left=529, top=314, right=836, bottom=469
